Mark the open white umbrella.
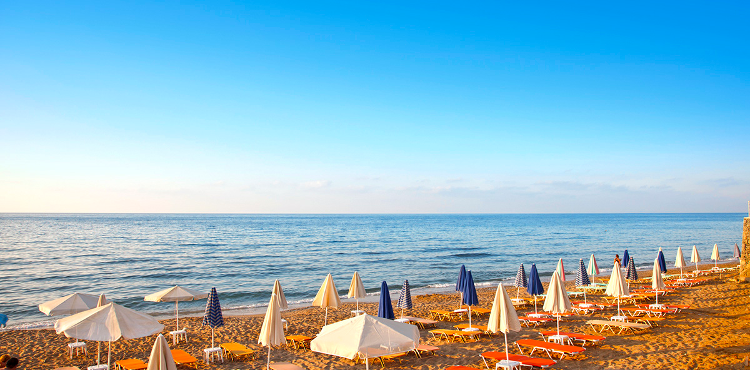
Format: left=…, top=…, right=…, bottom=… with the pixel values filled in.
left=147, top=334, right=177, bottom=370
left=145, top=286, right=207, bottom=331
left=487, top=284, right=521, bottom=368
left=605, top=261, right=630, bottom=317
left=690, top=245, right=701, bottom=273
left=711, top=244, right=720, bottom=269
left=39, top=292, right=102, bottom=348
left=651, top=258, right=665, bottom=306
left=542, top=271, right=571, bottom=336
left=348, top=272, right=366, bottom=312
left=258, top=292, right=286, bottom=370
left=675, top=247, right=687, bottom=278
left=312, top=274, right=341, bottom=326
left=55, top=302, right=164, bottom=369
left=95, top=294, right=108, bottom=364
left=273, top=280, right=288, bottom=310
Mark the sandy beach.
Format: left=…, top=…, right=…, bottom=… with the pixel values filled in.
left=3, top=261, right=749, bottom=370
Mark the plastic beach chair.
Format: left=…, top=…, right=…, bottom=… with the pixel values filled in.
left=220, top=342, right=256, bottom=360
left=114, top=359, right=148, bottom=370
left=170, top=349, right=198, bottom=365
left=481, top=351, right=557, bottom=369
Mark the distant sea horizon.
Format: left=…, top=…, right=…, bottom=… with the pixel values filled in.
left=1, top=212, right=743, bottom=329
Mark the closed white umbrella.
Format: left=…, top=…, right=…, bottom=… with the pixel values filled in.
left=348, top=272, right=367, bottom=312
left=312, top=274, right=341, bottom=326
left=258, top=292, right=286, bottom=370
left=690, top=245, right=701, bottom=273
left=542, top=271, right=571, bottom=336
left=555, top=259, right=566, bottom=282
left=711, top=244, right=720, bottom=269
left=55, top=302, right=164, bottom=369
left=587, top=254, right=599, bottom=285
left=272, top=280, right=288, bottom=310
left=147, top=334, right=177, bottom=370
left=487, top=284, right=521, bottom=368
left=675, top=247, right=687, bottom=278
left=144, top=286, right=207, bottom=331
left=651, top=258, right=665, bottom=306
left=605, top=261, right=630, bottom=317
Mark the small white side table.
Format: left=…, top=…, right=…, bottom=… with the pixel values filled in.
left=170, top=329, right=187, bottom=345
left=548, top=334, right=571, bottom=345
left=68, top=341, right=87, bottom=358
left=394, top=318, right=410, bottom=323
left=351, top=310, right=366, bottom=316
left=203, top=347, right=224, bottom=363
left=496, top=360, right=521, bottom=370
left=87, top=364, right=109, bottom=370
left=611, top=315, right=627, bottom=322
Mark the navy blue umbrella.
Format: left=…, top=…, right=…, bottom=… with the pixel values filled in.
left=527, top=264, right=544, bottom=313
left=396, top=280, right=413, bottom=318
left=456, top=265, right=467, bottom=308
left=377, top=281, right=395, bottom=320
left=202, top=287, right=224, bottom=348
left=623, top=250, right=630, bottom=268
left=657, top=249, right=667, bottom=273
left=460, top=270, right=479, bottom=328
left=626, top=256, right=638, bottom=281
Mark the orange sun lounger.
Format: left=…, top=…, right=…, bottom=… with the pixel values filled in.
left=114, top=359, right=147, bottom=370
left=515, top=339, right=586, bottom=360
left=220, top=342, right=256, bottom=360
left=518, top=316, right=554, bottom=327
left=481, top=351, right=557, bottom=368
left=539, top=331, right=605, bottom=347
left=170, top=349, right=198, bottom=365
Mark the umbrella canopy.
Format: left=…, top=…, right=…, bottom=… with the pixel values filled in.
left=576, top=259, right=590, bottom=303
left=258, top=293, right=286, bottom=370
left=144, top=286, right=207, bottom=331
left=605, top=261, right=630, bottom=315
left=55, top=302, right=164, bottom=368
left=147, top=334, right=176, bottom=370
left=555, top=259, right=566, bottom=282
left=396, top=280, right=412, bottom=318
left=513, top=264, right=527, bottom=300
left=734, top=243, right=742, bottom=259
left=202, top=287, right=224, bottom=348
left=312, top=274, right=341, bottom=326
left=456, top=265, right=467, bottom=307
left=348, top=272, right=367, bottom=312
left=623, top=250, right=630, bottom=268
left=377, top=281, right=395, bottom=320
left=487, top=284, right=521, bottom=365
left=587, top=254, right=599, bottom=277
left=657, top=248, right=667, bottom=273
left=651, top=258, right=665, bottom=305
left=711, top=244, right=720, bottom=268
left=691, top=245, right=701, bottom=271
left=39, top=293, right=100, bottom=316
left=675, top=246, right=687, bottom=278
left=461, top=270, right=479, bottom=328
left=310, top=314, right=419, bottom=366
left=526, top=264, right=544, bottom=313
left=543, top=270, right=572, bottom=335
left=626, top=257, right=638, bottom=281
left=272, top=280, right=288, bottom=310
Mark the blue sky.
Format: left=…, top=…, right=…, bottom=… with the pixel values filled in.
left=1, top=1, right=748, bottom=212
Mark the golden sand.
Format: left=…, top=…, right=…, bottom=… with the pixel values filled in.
left=3, top=262, right=750, bottom=370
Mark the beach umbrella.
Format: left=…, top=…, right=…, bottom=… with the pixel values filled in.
left=675, top=247, right=687, bottom=278
left=605, top=261, right=630, bottom=316
left=377, top=281, right=395, bottom=320
left=623, top=250, right=630, bottom=268
left=147, top=334, right=176, bottom=370
left=55, top=302, right=164, bottom=369
left=95, top=294, right=108, bottom=364
left=626, top=257, right=638, bottom=281
left=587, top=254, right=599, bottom=285
left=691, top=245, right=701, bottom=272
left=259, top=292, right=286, bottom=370
left=487, top=284, right=521, bottom=368
left=310, top=314, right=418, bottom=370
left=526, top=264, right=544, bottom=313
left=734, top=243, right=741, bottom=259
left=513, top=264, right=527, bottom=300
left=396, top=280, right=412, bottom=319
left=657, top=248, right=667, bottom=273
left=575, top=259, right=590, bottom=304
left=312, top=273, right=341, bottom=326
left=456, top=265, right=467, bottom=308
left=711, top=244, right=720, bottom=269
left=39, top=292, right=100, bottom=316
left=461, top=270, right=479, bottom=329
left=543, top=271, right=572, bottom=336
left=347, top=272, right=366, bottom=312
left=555, top=258, right=566, bottom=282
left=272, top=280, right=288, bottom=310
left=202, top=287, right=224, bottom=348
left=144, top=286, right=207, bottom=331
left=651, top=258, right=665, bottom=306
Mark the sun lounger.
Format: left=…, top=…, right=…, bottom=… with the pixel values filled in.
left=515, top=339, right=586, bottom=360
left=539, top=331, right=605, bottom=347
left=481, top=351, right=557, bottom=369
left=220, top=342, right=256, bottom=360
left=430, top=309, right=464, bottom=321
left=270, top=362, right=306, bottom=370
left=401, top=316, right=439, bottom=329
left=461, top=305, right=492, bottom=317
left=114, top=359, right=148, bottom=370
left=445, top=367, right=482, bottom=370
left=429, top=329, right=481, bottom=342
left=586, top=319, right=650, bottom=334
left=285, top=335, right=313, bottom=349
left=454, top=323, right=491, bottom=335
left=413, top=344, right=439, bottom=358
left=518, top=316, right=554, bottom=327
left=171, top=349, right=198, bottom=365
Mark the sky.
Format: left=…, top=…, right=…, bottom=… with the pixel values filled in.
left=1, top=1, right=749, bottom=213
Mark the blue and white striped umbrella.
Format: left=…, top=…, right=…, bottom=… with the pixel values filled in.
left=626, top=256, right=638, bottom=281
left=514, top=264, right=527, bottom=300
left=396, top=280, right=412, bottom=318
left=576, top=259, right=590, bottom=286
left=202, top=287, right=224, bottom=348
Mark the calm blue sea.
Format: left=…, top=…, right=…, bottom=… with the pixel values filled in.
left=0, top=213, right=744, bottom=328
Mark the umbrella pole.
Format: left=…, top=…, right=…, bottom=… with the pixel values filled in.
left=534, top=296, right=537, bottom=313
left=267, top=345, right=271, bottom=370
left=176, top=301, right=179, bottom=331
left=504, top=331, right=509, bottom=362
left=584, top=289, right=587, bottom=304
left=108, top=340, right=111, bottom=369
left=97, top=343, right=101, bottom=365
left=617, top=297, right=621, bottom=316
left=516, top=287, right=519, bottom=300
left=356, top=299, right=359, bottom=312
left=365, top=355, right=369, bottom=370
left=211, top=327, right=215, bottom=348
left=324, top=307, right=328, bottom=326
left=655, top=290, right=658, bottom=305
left=468, top=306, right=472, bottom=328
left=556, top=316, right=560, bottom=336
left=401, top=307, right=404, bottom=319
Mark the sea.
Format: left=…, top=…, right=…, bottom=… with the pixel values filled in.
left=0, top=213, right=744, bottom=329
